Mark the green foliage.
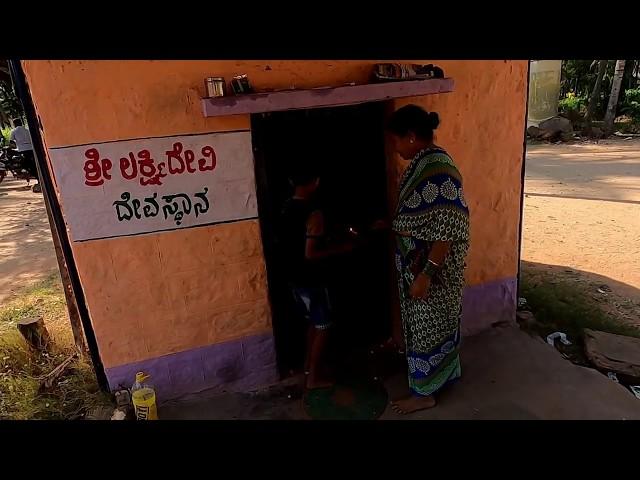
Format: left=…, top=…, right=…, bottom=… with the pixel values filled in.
left=560, top=60, right=640, bottom=122
left=1, top=126, right=10, bottom=144
left=0, top=84, right=22, bottom=128
left=0, top=60, right=23, bottom=128
left=621, top=88, right=640, bottom=120
left=560, top=60, right=602, bottom=98
left=558, top=92, right=586, bottom=115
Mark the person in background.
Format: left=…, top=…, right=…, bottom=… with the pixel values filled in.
left=9, top=118, right=39, bottom=183
left=278, top=166, right=356, bottom=390
left=387, top=104, right=470, bottom=414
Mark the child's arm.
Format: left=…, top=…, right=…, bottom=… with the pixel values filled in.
left=305, top=210, right=355, bottom=261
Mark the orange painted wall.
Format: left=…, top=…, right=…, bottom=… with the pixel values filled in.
left=392, top=60, right=529, bottom=286
left=70, top=221, right=270, bottom=367
left=22, top=60, right=527, bottom=369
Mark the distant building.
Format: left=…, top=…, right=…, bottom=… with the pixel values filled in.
left=528, top=60, right=563, bottom=127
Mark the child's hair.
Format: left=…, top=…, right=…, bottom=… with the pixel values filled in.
left=288, top=165, right=319, bottom=187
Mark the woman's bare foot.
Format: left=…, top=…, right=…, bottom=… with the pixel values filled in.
left=391, top=390, right=411, bottom=402
left=390, top=395, right=436, bottom=414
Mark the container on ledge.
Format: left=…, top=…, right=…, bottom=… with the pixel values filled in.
left=205, top=77, right=226, bottom=98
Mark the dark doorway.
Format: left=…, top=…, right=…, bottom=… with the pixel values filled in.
left=251, top=102, right=392, bottom=375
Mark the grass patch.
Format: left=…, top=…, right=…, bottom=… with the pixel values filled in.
left=0, top=275, right=67, bottom=325
left=0, top=273, right=112, bottom=420
left=520, top=268, right=640, bottom=364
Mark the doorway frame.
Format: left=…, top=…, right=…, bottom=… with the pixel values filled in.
left=516, top=61, right=532, bottom=300
left=250, top=101, right=398, bottom=376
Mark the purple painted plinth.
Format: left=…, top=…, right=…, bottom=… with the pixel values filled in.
left=105, top=277, right=516, bottom=401
left=461, top=277, right=517, bottom=336
left=105, top=332, right=278, bottom=403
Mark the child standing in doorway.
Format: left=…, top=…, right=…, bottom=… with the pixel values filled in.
left=278, top=166, right=356, bottom=389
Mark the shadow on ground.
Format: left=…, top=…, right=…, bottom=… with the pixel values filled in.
left=521, top=261, right=640, bottom=335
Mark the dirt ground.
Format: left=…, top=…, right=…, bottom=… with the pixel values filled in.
left=0, top=178, right=57, bottom=303
left=523, top=138, right=640, bottom=326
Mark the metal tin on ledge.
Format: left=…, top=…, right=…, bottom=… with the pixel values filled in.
left=231, top=74, right=253, bottom=95
left=205, top=77, right=225, bottom=98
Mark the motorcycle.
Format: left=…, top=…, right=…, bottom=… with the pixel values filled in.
left=0, top=147, right=10, bottom=184
left=0, top=147, right=36, bottom=186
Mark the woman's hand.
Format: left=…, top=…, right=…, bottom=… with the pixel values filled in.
left=409, top=272, right=432, bottom=300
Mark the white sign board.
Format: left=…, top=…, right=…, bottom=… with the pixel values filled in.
left=48, top=131, right=258, bottom=241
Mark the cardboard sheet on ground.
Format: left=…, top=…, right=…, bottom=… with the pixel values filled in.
left=584, top=329, right=640, bottom=382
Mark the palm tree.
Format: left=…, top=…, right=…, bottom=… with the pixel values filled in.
left=604, top=60, right=626, bottom=134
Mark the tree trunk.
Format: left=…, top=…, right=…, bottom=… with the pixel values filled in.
left=49, top=218, right=87, bottom=355
left=584, top=60, right=608, bottom=125
left=604, top=60, right=626, bottom=135
left=36, top=133, right=87, bottom=355
left=17, top=316, right=51, bottom=351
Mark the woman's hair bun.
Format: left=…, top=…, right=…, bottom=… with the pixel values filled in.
left=427, top=111, right=440, bottom=130
left=387, top=104, right=440, bottom=140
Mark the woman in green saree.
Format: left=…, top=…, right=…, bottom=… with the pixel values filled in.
left=387, top=105, right=470, bottom=414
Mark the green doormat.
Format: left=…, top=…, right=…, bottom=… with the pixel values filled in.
left=303, top=379, right=388, bottom=420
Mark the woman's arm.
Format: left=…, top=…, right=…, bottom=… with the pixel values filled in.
left=409, top=240, right=451, bottom=300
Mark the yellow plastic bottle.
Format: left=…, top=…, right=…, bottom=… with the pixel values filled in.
left=131, top=372, right=158, bottom=420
